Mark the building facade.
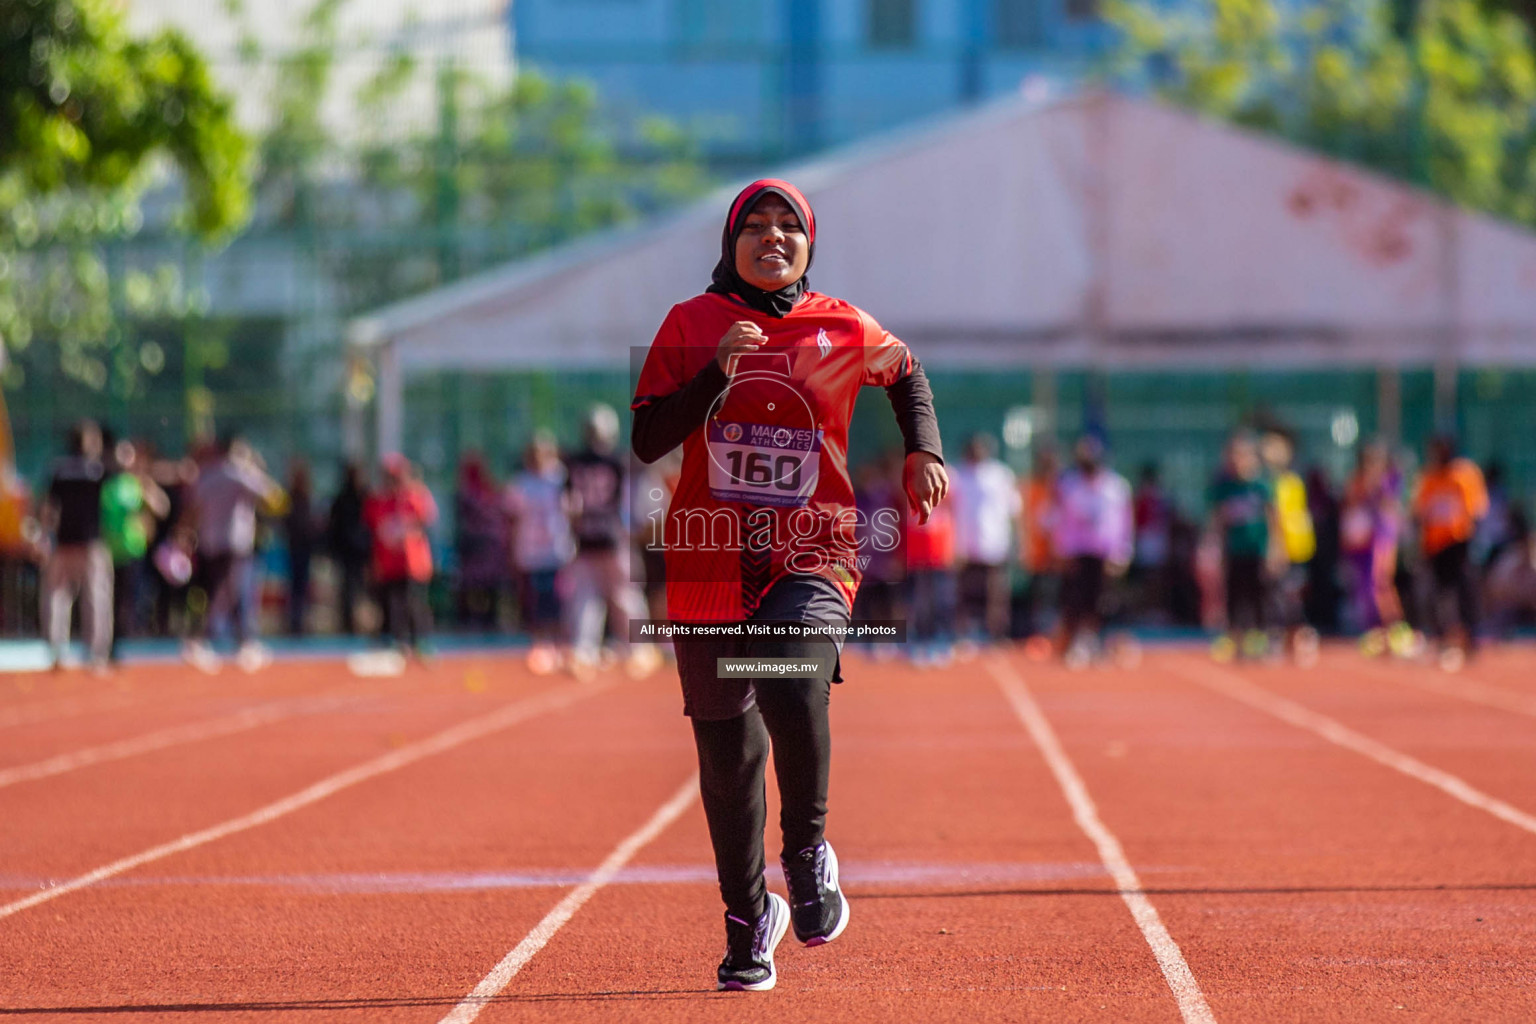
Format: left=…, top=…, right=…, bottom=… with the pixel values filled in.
left=512, top=0, right=1108, bottom=165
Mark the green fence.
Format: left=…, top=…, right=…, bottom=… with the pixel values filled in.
left=12, top=364, right=1535, bottom=525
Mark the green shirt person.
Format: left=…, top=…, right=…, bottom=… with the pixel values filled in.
left=1207, top=433, right=1282, bottom=660
left=101, top=471, right=147, bottom=566
left=100, top=439, right=170, bottom=567
left=1208, top=472, right=1273, bottom=559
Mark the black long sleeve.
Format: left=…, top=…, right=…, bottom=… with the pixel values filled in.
left=884, top=361, right=943, bottom=463
left=631, top=359, right=729, bottom=464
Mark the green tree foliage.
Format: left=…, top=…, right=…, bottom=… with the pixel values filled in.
left=1105, top=0, right=1536, bottom=225
left=248, top=0, right=345, bottom=225
left=1475, top=0, right=1536, bottom=37
left=0, top=0, right=250, bottom=388
left=233, top=0, right=709, bottom=310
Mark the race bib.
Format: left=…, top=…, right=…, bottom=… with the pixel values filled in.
left=706, top=419, right=822, bottom=508
left=1341, top=506, right=1375, bottom=548
left=1426, top=494, right=1461, bottom=524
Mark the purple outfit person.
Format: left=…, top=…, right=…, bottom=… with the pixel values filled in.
left=1341, top=467, right=1402, bottom=631
left=1053, top=467, right=1133, bottom=565
left=1052, top=443, right=1132, bottom=654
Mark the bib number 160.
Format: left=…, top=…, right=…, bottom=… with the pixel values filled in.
left=724, top=451, right=802, bottom=491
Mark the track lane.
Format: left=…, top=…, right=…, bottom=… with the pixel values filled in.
left=480, top=653, right=1191, bottom=1023
left=1186, top=649, right=1536, bottom=836
left=0, top=664, right=578, bottom=895
left=1356, top=657, right=1536, bottom=720
left=8, top=646, right=1536, bottom=1021
left=1020, top=649, right=1536, bottom=1022
left=0, top=668, right=696, bottom=1023
left=0, top=660, right=375, bottom=734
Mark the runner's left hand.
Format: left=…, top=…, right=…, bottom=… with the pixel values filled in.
left=905, top=452, right=948, bottom=525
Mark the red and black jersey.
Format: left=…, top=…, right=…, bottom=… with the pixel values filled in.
left=633, top=291, right=915, bottom=622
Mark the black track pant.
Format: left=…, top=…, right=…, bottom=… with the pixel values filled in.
left=1429, top=541, right=1479, bottom=648
left=691, top=675, right=831, bottom=922
left=380, top=578, right=432, bottom=649
left=1225, top=553, right=1268, bottom=633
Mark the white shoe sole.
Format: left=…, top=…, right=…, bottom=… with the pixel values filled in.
left=718, top=893, right=790, bottom=992
left=804, top=843, right=850, bottom=947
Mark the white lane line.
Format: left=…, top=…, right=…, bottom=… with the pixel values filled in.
left=0, top=697, right=357, bottom=791
left=988, top=657, right=1218, bottom=1024
left=0, top=693, right=143, bottom=730
left=1177, top=659, right=1536, bottom=838
left=439, top=775, right=699, bottom=1024
left=0, top=679, right=612, bottom=921
left=1356, top=660, right=1536, bottom=721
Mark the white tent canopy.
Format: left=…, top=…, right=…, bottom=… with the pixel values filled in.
left=350, top=90, right=1536, bottom=454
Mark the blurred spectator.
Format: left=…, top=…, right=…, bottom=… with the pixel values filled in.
left=1484, top=503, right=1536, bottom=633
left=1473, top=460, right=1516, bottom=569
left=1207, top=433, right=1279, bottom=659
left=1052, top=435, right=1132, bottom=666
left=1303, top=464, right=1343, bottom=634
left=1259, top=427, right=1318, bottom=662
left=245, top=448, right=285, bottom=646
left=563, top=405, right=656, bottom=677
left=326, top=462, right=372, bottom=635
left=366, top=453, right=439, bottom=657
left=1017, top=445, right=1059, bottom=638
left=39, top=421, right=111, bottom=670
left=1131, top=461, right=1173, bottom=620
left=504, top=431, right=574, bottom=674
left=102, top=437, right=169, bottom=662
left=1164, top=511, right=1204, bottom=627
left=284, top=459, right=319, bottom=636
left=1340, top=441, right=1407, bottom=646
left=949, top=433, right=1019, bottom=645
left=148, top=453, right=198, bottom=638
left=904, top=493, right=957, bottom=666
left=1412, top=435, right=1488, bottom=665
left=631, top=447, right=681, bottom=627
left=185, top=435, right=282, bottom=673
left=0, top=465, right=35, bottom=636
left=454, top=452, right=508, bottom=629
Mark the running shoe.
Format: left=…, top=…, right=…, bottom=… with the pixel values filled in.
left=717, top=892, right=790, bottom=991
left=1109, top=633, right=1143, bottom=670
left=236, top=641, right=272, bottom=674
left=1291, top=626, right=1320, bottom=668
left=1387, top=622, right=1424, bottom=659
left=182, top=640, right=222, bottom=675
left=782, top=840, right=850, bottom=946
left=1359, top=627, right=1388, bottom=658
left=1210, top=635, right=1237, bottom=664
left=525, top=643, right=559, bottom=676
left=1240, top=629, right=1271, bottom=661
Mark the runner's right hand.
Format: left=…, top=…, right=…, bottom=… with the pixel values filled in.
left=716, top=321, right=768, bottom=375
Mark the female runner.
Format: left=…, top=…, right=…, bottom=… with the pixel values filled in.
left=632, top=179, right=947, bottom=990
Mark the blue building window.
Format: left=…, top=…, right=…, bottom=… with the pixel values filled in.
left=994, top=0, right=1043, bottom=48
left=674, top=0, right=754, bottom=49
left=868, top=0, right=917, bottom=48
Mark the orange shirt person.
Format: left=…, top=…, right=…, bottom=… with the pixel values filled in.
left=1412, top=436, right=1487, bottom=661
left=364, top=454, right=438, bottom=656
left=1413, top=449, right=1488, bottom=558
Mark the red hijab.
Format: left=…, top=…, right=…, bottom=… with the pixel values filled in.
left=706, top=178, right=817, bottom=317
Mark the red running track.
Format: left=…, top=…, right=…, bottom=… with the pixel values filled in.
left=1, top=646, right=1534, bottom=1021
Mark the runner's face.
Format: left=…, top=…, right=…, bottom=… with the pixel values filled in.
left=1362, top=454, right=1385, bottom=488
left=734, top=194, right=809, bottom=293
left=1230, top=440, right=1259, bottom=479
